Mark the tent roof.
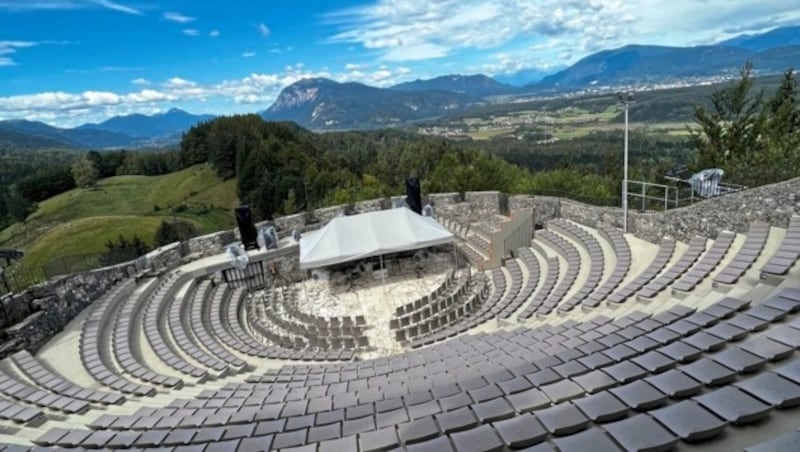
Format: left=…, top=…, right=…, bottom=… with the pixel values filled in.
left=299, top=208, right=455, bottom=270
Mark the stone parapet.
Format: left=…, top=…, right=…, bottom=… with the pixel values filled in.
left=2, top=176, right=798, bottom=358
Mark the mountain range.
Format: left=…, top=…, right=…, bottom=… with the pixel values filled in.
left=0, top=108, right=213, bottom=150
left=2, top=25, right=799, bottom=140
left=79, top=108, right=214, bottom=140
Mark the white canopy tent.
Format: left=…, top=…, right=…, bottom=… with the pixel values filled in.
left=299, top=208, right=455, bottom=270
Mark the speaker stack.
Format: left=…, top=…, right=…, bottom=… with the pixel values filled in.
left=405, top=177, right=422, bottom=215
left=235, top=206, right=259, bottom=250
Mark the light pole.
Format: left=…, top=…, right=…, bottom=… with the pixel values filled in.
left=618, top=92, right=633, bottom=233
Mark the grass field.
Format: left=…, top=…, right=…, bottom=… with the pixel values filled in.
left=0, top=164, right=239, bottom=271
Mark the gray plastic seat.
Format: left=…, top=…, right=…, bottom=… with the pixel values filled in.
left=649, top=400, right=727, bottom=441
left=604, top=414, right=679, bottom=452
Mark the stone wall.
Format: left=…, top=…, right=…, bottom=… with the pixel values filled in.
left=529, top=176, right=800, bottom=244
left=4, top=176, right=797, bottom=358
left=0, top=262, right=134, bottom=356
left=184, top=230, right=235, bottom=258
left=466, top=191, right=508, bottom=220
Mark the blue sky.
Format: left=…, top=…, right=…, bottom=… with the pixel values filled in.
left=1, top=0, right=799, bottom=126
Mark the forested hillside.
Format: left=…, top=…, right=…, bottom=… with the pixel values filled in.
left=180, top=117, right=620, bottom=221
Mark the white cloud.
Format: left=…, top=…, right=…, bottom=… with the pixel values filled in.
left=326, top=0, right=800, bottom=64
left=209, top=30, right=221, bottom=37
left=163, top=11, right=195, bottom=23
left=0, top=0, right=142, bottom=15
left=242, top=51, right=257, bottom=58
left=0, top=64, right=419, bottom=125
left=0, top=41, right=36, bottom=66
left=164, top=77, right=198, bottom=88
left=258, top=22, right=271, bottom=37
left=94, top=0, right=141, bottom=15
left=182, top=29, right=200, bottom=36
left=382, top=43, right=448, bottom=61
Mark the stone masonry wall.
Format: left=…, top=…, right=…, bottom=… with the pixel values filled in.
left=0, top=262, right=135, bottom=355
left=531, top=176, right=800, bottom=244
left=4, top=176, right=797, bottom=358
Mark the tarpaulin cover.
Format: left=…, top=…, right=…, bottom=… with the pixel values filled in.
left=299, top=208, right=455, bottom=270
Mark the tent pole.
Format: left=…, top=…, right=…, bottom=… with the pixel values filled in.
left=380, top=254, right=386, bottom=289
left=302, top=271, right=310, bottom=304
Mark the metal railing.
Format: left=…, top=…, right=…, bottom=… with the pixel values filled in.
left=626, top=179, right=749, bottom=212
left=0, top=265, right=45, bottom=295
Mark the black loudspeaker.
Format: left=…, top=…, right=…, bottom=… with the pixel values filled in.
left=235, top=206, right=259, bottom=250
left=405, top=177, right=422, bottom=214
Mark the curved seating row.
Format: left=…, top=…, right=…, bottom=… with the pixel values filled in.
left=584, top=227, right=631, bottom=308
left=762, top=215, right=800, bottom=276
left=169, top=279, right=229, bottom=376
left=256, top=288, right=369, bottom=350
left=0, top=366, right=88, bottom=414
left=535, top=229, right=580, bottom=315
left=606, top=237, right=675, bottom=305
left=714, top=222, right=769, bottom=285
left=0, top=397, right=45, bottom=426
left=112, top=274, right=183, bottom=388
left=403, top=274, right=489, bottom=347
left=196, top=283, right=249, bottom=370
left=549, top=219, right=605, bottom=313
left=393, top=272, right=475, bottom=335
left=7, top=350, right=124, bottom=405
left=672, top=231, right=735, bottom=293
left=392, top=270, right=457, bottom=323
left=78, top=279, right=156, bottom=397
left=638, top=236, right=707, bottom=299
left=142, top=272, right=208, bottom=380
left=247, top=288, right=356, bottom=362
left=499, top=249, right=540, bottom=319
left=221, top=286, right=276, bottom=359
left=34, top=287, right=800, bottom=451
left=518, top=256, right=559, bottom=318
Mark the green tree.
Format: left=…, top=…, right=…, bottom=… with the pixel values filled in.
left=5, top=186, right=33, bottom=222
left=153, top=220, right=199, bottom=247
left=71, top=155, right=100, bottom=189
left=690, top=63, right=800, bottom=186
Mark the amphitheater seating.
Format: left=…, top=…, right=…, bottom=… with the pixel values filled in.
left=0, top=367, right=89, bottom=414
left=762, top=215, right=800, bottom=277
left=196, top=283, right=250, bottom=370
left=392, top=270, right=456, bottom=321
left=519, top=255, right=559, bottom=318
left=0, top=398, right=45, bottom=426
left=142, top=272, right=209, bottom=380
left=403, top=273, right=490, bottom=348
left=583, top=227, right=631, bottom=308
left=535, top=229, right=580, bottom=315
left=79, top=279, right=157, bottom=397
left=111, top=274, right=183, bottom=388
left=549, top=219, right=605, bottom=312
left=220, top=287, right=277, bottom=359
left=672, top=231, right=735, bottom=293
left=248, top=288, right=357, bottom=362
left=638, top=236, right=707, bottom=299
left=30, top=287, right=800, bottom=451
left=714, top=222, right=769, bottom=285
left=167, top=279, right=230, bottom=376
left=7, top=350, right=124, bottom=405
left=3, top=215, right=800, bottom=451
left=498, top=249, right=539, bottom=319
